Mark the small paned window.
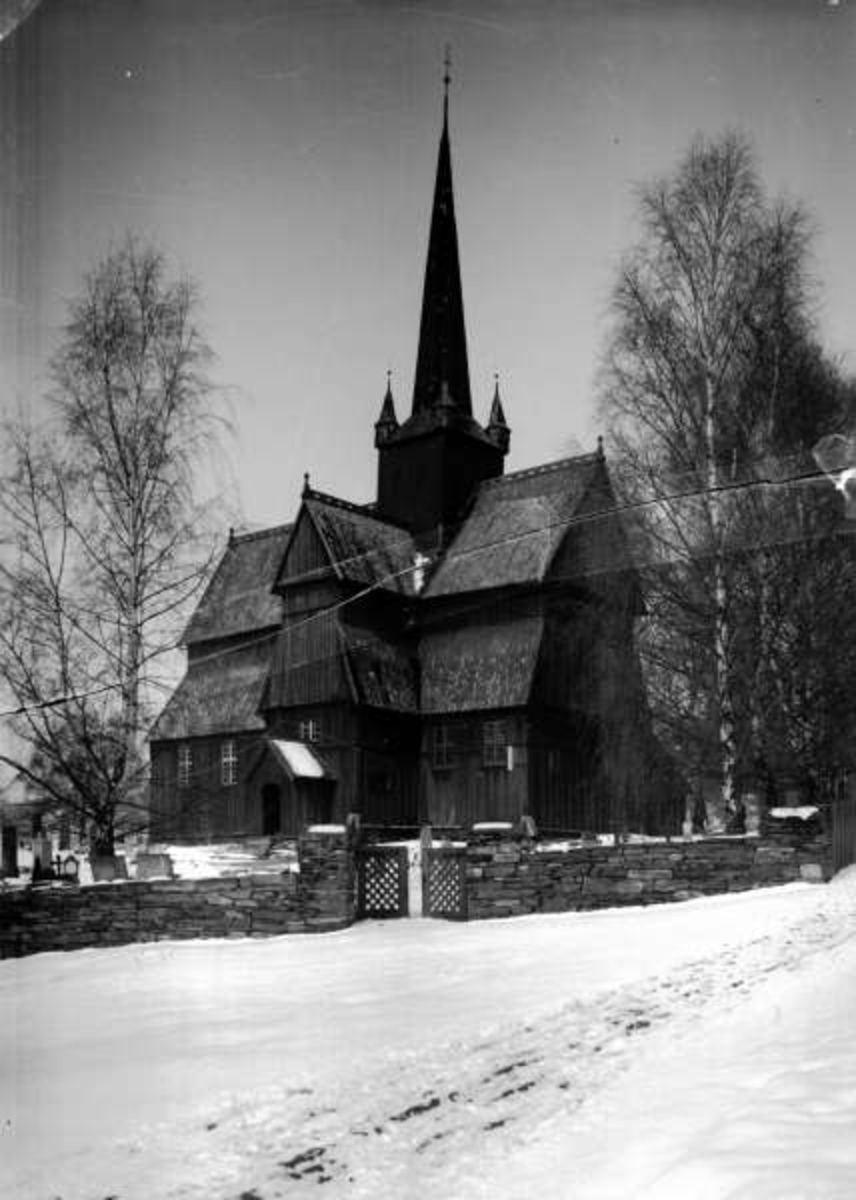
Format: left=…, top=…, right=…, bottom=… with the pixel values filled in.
left=221, top=740, right=238, bottom=787
left=483, top=720, right=507, bottom=768
left=432, top=724, right=453, bottom=770
left=299, top=718, right=321, bottom=744
left=178, top=744, right=192, bottom=788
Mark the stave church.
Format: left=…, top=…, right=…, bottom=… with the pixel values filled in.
left=149, top=77, right=680, bottom=841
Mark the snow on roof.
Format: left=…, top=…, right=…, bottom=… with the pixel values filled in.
left=769, top=806, right=819, bottom=820
left=270, top=739, right=327, bottom=780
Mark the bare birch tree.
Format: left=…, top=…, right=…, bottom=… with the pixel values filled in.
left=600, top=131, right=849, bottom=828
left=0, top=239, right=223, bottom=853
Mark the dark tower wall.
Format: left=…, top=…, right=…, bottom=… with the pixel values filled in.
left=377, top=426, right=505, bottom=534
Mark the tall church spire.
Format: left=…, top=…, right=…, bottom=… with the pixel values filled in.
left=375, top=58, right=509, bottom=535
left=411, top=50, right=472, bottom=418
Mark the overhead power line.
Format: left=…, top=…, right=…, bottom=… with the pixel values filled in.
left=0, top=463, right=845, bottom=721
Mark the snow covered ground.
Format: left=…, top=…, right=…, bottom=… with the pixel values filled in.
left=3, top=870, right=856, bottom=1199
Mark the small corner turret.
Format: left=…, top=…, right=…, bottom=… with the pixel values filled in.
left=486, top=375, right=510, bottom=454
left=374, top=372, right=399, bottom=448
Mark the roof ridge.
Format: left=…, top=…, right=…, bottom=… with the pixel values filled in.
left=305, top=488, right=375, bottom=516
left=306, top=489, right=408, bottom=529
left=480, top=452, right=600, bottom=490
left=230, top=522, right=292, bottom=545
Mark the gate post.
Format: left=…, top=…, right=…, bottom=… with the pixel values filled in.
left=297, top=825, right=356, bottom=930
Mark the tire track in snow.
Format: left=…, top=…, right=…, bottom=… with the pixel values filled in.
left=223, top=882, right=856, bottom=1199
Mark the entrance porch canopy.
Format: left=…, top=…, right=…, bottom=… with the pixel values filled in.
left=267, top=739, right=332, bottom=781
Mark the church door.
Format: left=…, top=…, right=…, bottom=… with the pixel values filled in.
left=261, top=784, right=281, bottom=836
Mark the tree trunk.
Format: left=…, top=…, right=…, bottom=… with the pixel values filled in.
left=705, top=371, right=736, bottom=830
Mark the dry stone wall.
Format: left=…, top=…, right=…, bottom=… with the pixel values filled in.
left=0, top=829, right=353, bottom=960
left=0, top=819, right=834, bottom=953
left=466, top=814, right=832, bottom=920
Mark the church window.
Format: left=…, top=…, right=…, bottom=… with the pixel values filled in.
left=483, top=720, right=507, bottom=768
left=221, top=740, right=238, bottom=787
left=178, top=743, right=192, bottom=787
left=299, top=718, right=321, bottom=744
left=432, top=724, right=453, bottom=770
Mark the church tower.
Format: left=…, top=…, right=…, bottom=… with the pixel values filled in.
left=375, top=61, right=510, bottom=536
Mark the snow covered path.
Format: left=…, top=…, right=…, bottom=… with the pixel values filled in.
left=3, top=873, right=856, bottom=1198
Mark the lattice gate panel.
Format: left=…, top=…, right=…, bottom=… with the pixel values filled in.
left=424, top=848, right=467, bottom=921
left=356, top=846, right=409, bottom=919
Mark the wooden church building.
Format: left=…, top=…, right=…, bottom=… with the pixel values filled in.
left=149, top=83, right=678, bottom=841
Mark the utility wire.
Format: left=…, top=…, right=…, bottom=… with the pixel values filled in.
left=0, top=464, right=845, bottom=720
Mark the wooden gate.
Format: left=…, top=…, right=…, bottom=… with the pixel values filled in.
left=356, top=845, right=409, bottom=919
left=423, top=845, right=468, bottom=921
left=832, top=778, right=856, bottom=874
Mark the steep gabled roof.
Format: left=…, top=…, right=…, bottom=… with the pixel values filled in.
left=183, top=525, right=291, bottom=646
left=425, top=454, right=604, bottom=597
left=276, top=491, right=420, bottom=596
left=421, top=616, right=544, bottom=713
left=150, top=640, right=273, bottom=741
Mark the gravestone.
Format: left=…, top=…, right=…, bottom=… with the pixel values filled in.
left=90, top=855, right=129, bottom=882
left=135, top=852, right=174, bottom=880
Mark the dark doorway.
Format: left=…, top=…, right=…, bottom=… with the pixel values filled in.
left=262, top=784, right=281, bottom=836
left=2, top=826, right=18, bottom=877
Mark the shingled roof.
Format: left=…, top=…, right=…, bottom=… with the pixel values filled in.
left=183, top=525, right=291, bottom=646
left=425, top=454, right=604, bottom=597
left=421, top=616, right=544, bottom=713
left=295, top=493, right=419, bottom=595
left=150, top=640, right=273, bottom=741
left=342, top=625, right=419, bottom=713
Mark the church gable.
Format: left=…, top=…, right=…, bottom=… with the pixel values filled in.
left=275, top=493, right=420, bottom=597
left=274, top=503, right=333, bottom=593
left=306, top=497, right=419, bottom=595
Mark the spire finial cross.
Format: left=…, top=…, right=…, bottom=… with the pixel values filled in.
left=443, top=45, right=452, bottom=108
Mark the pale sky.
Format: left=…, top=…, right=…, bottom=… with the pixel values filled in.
left=1, top=0, right=854, bottom=528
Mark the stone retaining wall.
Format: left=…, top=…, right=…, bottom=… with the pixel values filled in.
left=0, top=829, right=353, bottom=960
left=466, top=814, right=832, bottom=920
left=0, top=819, right=835, bottom=952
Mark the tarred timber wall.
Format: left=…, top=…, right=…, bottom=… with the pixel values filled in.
left=0, top=829, right=353, bottom=960
left=465, top=814, right=832, bottom=920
